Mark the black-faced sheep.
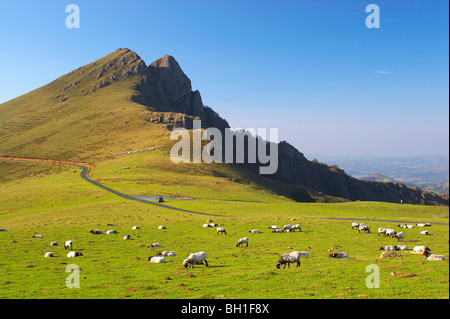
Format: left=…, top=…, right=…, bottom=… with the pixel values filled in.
left=183, top=251, right=208, bottom=268
left=216, top=227, right=227, bottom=235
left=236, top=237, right=249, bottom=247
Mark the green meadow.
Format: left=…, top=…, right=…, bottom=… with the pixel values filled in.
left=0, top=159, right=448, bottom=299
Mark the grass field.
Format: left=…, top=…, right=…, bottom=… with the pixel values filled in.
left=0, top=160, right=448, bottom=299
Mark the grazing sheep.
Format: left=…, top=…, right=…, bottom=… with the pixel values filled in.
left=268, top=225, right=278, bottom=230
left=148, top=243, right=162, bottom=248
left=50, top=241, right=58, bottom=246
left=394, top=232, right=404, bottom=242
left=123, top=235, right=131, bottom=240
left=385, top=229, right=397, bottom=237
left=64, top=240, right=73, bottom=250
left=329, top=252, right=349, bottom=258
left=378, top=228, right=387, bottom=236
left=183, top=251, right=208, bottom=268
left=352, top=222, right=360, bottom=230
left=156, top=251, right=176, bottom=257
left=67, top=251, right=83, bottom=258
left=423, top=251, right=446, bottom=261
left=420, top=230, right=430, bottom=236
left=106, top=230, right=118, bottom=234
left=276, top=251, right=306, bottom=269
left=89, top=229, right=103, bottom=234
left=132, top=226, right=140, bottom=230
left=45, top=252, right=54, bottom=258
left=158, top=226, right=167, bottom=230
left=236, top=237, right=249, bottom=247
left=358, top=225, right=371, bottom=234
left=379, top=245, right=397, bottom=251
left=216, top=227, right=227, bottom=235
left=32, top=235, right=44, bottom=238
left=272, top=229, right=284, bottom=233
left=282, top=224, right=292, bottom=232
left=248, top=229, right=261, bottom=233
left=291, top=224, right=302, bottom=232
left=148, top=256, right=167, bottom=263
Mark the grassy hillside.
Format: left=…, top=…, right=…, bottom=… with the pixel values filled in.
left=0, top=161, right=448, bottom=299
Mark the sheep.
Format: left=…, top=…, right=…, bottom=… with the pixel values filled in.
left=183, top=251, right=208, bottom=268
left=148, top=256, right=167, bottom=263
left=395, top=245, right=408, bottom=251
left=248, top=229, right=261, bottom=233
left=32, top=234, right=43, bottom=238
left=203, top=224, right=212, bottom=228
left=106, top=230, right=118, bottom=234
left=236, top=237, right=249, bottom=247
left=385, top=229, right=396, bottom=237
left=358, top=225, right=370, bottom=234
left=272, top=229, right=284, bottom=233
left=413, top=245, right=431, bottom=253
left=158, top=226, right=167, bottom=230
left=420, top=230, right=430, bottom=236
left=89, top=229, right=103, bottom=234
left=148, top=243, right=161, bottom=248
left=378, top=228, right=387, bottom=236
left=67, top=251, right=83, bottom=258
left=132, top=226, right=140, bottom=230
left=394, top=231, right=404, bottom=242
left=329, top=252, right=349, bottom=258
left=106, top=223, right=115, bottom=226
left=423, top=251, right=446, bottom=261
left=268, top=225, right=278, bottom=230
left=282, top=224, right=292, bottom=232
left=398, top=224, right=414, bottom=229
left=64, top=240, right=73, bottom=250
left=216, top=227, right=227, bottom=235
left=156, top=251, right=176, bottom=257
left=123, top=235, right=131, bottom=240
left=352, top=222, right=360, bottom=230
left=416, top=223, right=431, bottom=227
left=50, top=241, right=58, bottom=246
left=291, top=224, right=302, bottom=232
left=276, top=251, right=305, bottom=269
left=210, top=223, right=218, bottom=227
left=379, top=245, right=397, bottom=251
left=45, top=252, right=54, bottom=258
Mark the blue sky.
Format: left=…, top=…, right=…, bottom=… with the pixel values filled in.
left=0, top=0, right=448, bottom=158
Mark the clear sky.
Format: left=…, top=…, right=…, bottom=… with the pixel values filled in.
left=0, top=0, right=448, bottom=158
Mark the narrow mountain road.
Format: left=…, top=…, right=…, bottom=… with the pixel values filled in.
left=0, top=156, right=229, bottom=217
left=1, top=157, right=448, bottom=225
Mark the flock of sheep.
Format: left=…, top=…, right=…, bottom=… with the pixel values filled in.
left=351, top=222, right=446, bottom=261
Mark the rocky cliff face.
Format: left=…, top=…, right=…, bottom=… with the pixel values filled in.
left=93, top=49, right=448, bottom=206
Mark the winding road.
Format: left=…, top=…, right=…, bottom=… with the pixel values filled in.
left=1, top=156, right=448, bottom=225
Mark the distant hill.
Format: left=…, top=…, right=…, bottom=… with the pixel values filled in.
left=0, top=48, right=447, bottom=206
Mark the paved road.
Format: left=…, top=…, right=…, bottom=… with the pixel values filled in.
left=0, top=157, right=228, bottom=217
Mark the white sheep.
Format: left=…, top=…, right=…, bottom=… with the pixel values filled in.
left=148, top=256, right=167, bottom=263
left=148, top=243, right=162, bottom=248
left=329, top=252, right=349, bottom=258
left=45, top=252, right=54, bottom=258
left=282, top=224, right=292, bottom=231
left=203, top=224, right=212, bottom=228
left=106, top=230, right=118, bottom=234
left=210, top=223, right=218, bottom=227
left=123, top=235, right=131, bottom=240
left=379, top=245, right=397, bottom=251
left=351, top=222, right=360, bottom=230
left=268, top=225, right=278, bottom=230
left=358, top=225, right=370, bottom=234
left=236, top=237, right=249, bottom=247
left=385, top=229, right=396, bottom=237
left=291, top=224, right=302, bottom=232
left=378, top=228, right=387, bottom=236
left=395, top=245, right=408, bottom=250
left=413, top=245, right=431, bottom=253
left=32, top=234, right=43, bottom=238
left=394, top=231, right=404, bottom=242
left=416, top=223, right=431, bottom=227
left=50, top=241, right=58, bottom=246
left=64, top=240, right=73, bottom=250
left=272, top=229, right=284, bottom=233
left=248, top=229, right=261, bottom=233
left=67, top=251, right=83, bottom=258
left=423, top=251, right=446, bottom=261
left=420, top=230, right=430, bottom=236
left=183, top=251, right=208, bottom=268
left=216, top=227, right=227, bottom=235
left=132, top=226, right=140, bottom=230
left=276, top=251, right=308, bottom=269
left=158, top=226, right=167, bottom=230
left=156, top=251, right=176, bottom=257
